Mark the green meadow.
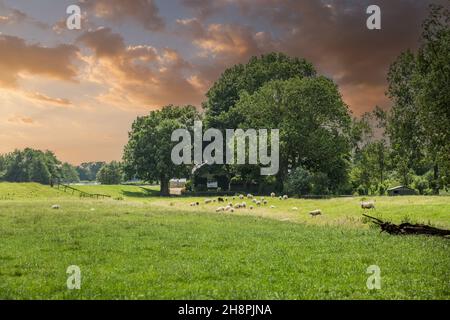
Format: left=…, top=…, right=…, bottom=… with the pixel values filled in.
left=0, top=183, right=448, bottom=299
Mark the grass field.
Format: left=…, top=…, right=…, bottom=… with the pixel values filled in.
left=0, top=183, right=448, bottom=299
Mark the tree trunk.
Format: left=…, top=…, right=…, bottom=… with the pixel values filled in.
left=433, top=163, right=440, bottom=195
left=160, top=176, right=170, bottom=196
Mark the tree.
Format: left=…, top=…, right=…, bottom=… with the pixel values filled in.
left=232, top=76, right=353, bottom=192
left=284, top=166, right=312, bottom=195
left=96, top=161, right=123, bottom=185
left=387, top=4, right=450, bottom=193
left=61, top=163, right=80, bottom=183
left=204, top=52, right=316, bottom=129
left=123, top=105, right=200, bottom=196
left=76, top=162, right=105, bottom=181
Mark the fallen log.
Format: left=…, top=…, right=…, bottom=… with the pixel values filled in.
left=363, top=214, right=450, bottom=237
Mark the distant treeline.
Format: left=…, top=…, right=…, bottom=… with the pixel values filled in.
left=0, top=149, right=122, bottom=185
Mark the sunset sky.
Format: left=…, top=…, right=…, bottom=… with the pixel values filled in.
left=0, top=0, right=444, bottom=164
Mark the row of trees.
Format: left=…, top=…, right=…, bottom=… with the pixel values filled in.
left=0, top=149, right=123, bottom=185
left=123, top=5, right=449, bottom=196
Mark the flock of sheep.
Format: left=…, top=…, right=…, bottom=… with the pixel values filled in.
left=190, top=194, right=376, bottom=216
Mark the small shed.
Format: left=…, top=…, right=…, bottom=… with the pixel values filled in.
left=387, top=185, right=417, bottom=196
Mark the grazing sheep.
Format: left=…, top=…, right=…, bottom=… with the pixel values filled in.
left=230, top=208, right=235, bottom=213
left=239, top=194, right=244, bottom=200
left=234, top=204, right=241, bottom=209
left=270, top=205, right=276, bottom=209
left=218, top=197, right=225, bottom=203
left=252, top=198, right=257, bottom=203
left=247, top=194, right=253, bottom=199
left=51, top=204, right=60, bottom=210
left=205, top=199, right=212, bottom=204
left=361, top=201, right=375, bottom=210
left=216, top=207, right=225, bottom=212
left=225, top=205, right=232, bottom=211
left=228, top=202, right=233, bottom=207
left=291, top=207, right=298, bottom=210
left=283, top=195, right=288, bottom=200
left=309, top=209, right=322, bottom=216
left=270, top=192, right=276, bottom=198
left=241, top=202, right=246, bottom=208
left=256, top=201, right=261, bottom=206
left=260, top=197, right=265, bottom=201
left=263, top=200, right=268, bottom=205
left=249, top=206, right=254, bottom=210
left=189, top=202, right=197, bottom=207
left=278, top=196, right=282, bottom=200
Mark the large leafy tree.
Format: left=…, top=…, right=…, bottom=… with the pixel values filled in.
left=232, top=76, right=353, bottom=192
left=204, top=52, right=316, bottom=129
left=123, top=105, right=200, bottom=196
left=387, top=4, right=450, bottom=192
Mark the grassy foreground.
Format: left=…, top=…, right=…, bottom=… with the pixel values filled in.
left=0, top=183, right=448, bottom=299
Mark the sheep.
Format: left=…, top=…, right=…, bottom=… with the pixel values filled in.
left=270, top=205, right=276, bottom=209
left=270, top=192, right=276, bottom=198
left=256, top=201, right=261, bottom=206
left=51, top=204, right=60, bottom=210
left=239, top=194, right=244, bottom=200
left=247, top=194, right=253, bottom=199
left=241, top=202, right=246, bottom=208
left=283, top=195, right=288, bottom=200
left=216, top=207, right=225, bottom=212
left=234, top=204, right=241, bottom=209
left=252, top=198, right=257, bottom=204
left=263, top=200, right=268, bottom=205
left=278, top=196, right=282, bottom=200
left=189, top=202, right=198, bottom=207
left=309, top=209, right=322, bottom=216
left=260, top=197, right=265, bottom=201
left=361, top=201, right=375, bottom=210
left=228, top=202, right=233, bottom=207
left=225, top=205, right=232, bottom=211
left=218, top=197, right=225, bottom=203
left=291, top=207, right=298, bottom=210
left=230, top=208, right=235, bottom=213
left=249, top=206, right=254, bottom=210
left=205, top=199, right=212, bottom=204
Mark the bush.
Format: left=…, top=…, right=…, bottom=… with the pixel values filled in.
left=284, top=166, right=312, bottom=195
left=96, top=161, right=123, bottom=185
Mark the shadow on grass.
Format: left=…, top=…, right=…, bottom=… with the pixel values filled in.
left=121, top=187, right=160, bottom=198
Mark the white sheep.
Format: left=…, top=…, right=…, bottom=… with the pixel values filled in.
left=309, top=209, right=322, bottom=216
left=283, top=195, right=288, bottom=200
left=239, top=194, right=244, bottom=200
left=270, top=192, right=276, bottom=198
left=249, top=206, right=254, bottom=210
left=247, top=194, right=253, bottom=199
left=270, top=205, right=276, bottom=209
left=278, top=196, right=282, bottom=200
left=216, top=207, right=225, bottom=212
left=263, top=200, right=268, bottom=205
left=252, top=199, right=257, bottom=203
left=204, top=199, right=212, bottom=204
left=361, top=201, right=375, bottom=210
left=51, top=204, right=60, bottom=210
left=225, top=205, right=232, bottom=211
left=291, top=207, right=298, bottom=210
left=234, top=204, right=241, bottom=209
left=241, top=202, right=247, bottom=208
left=256, top=201, right=261, bottom=206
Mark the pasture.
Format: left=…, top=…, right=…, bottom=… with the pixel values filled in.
left=0, top=183, right=448, bottom=299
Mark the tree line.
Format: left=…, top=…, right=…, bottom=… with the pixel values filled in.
left=0, top=149, right=123, bottom=185
left=123, top=5, right=449, bottom=196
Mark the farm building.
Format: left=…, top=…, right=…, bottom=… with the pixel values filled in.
left=387, top=185, right=417, bottom=196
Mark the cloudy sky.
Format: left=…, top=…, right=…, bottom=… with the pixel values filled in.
left=0, top=0, right=445, bottom=164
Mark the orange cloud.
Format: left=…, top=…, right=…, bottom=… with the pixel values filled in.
left=0, top=35, right=79, bottom=88
left=77, top=28, right=203, bottom=109
left=79, top=0, right=165, bottom=31
left=26, top=92, right=72, bottom=106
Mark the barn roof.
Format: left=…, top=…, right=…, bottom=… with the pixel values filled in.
left=387, top=185, right=414, bottom=191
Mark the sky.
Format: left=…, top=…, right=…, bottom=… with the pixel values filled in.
left=0, top=0, right=445, bottom=164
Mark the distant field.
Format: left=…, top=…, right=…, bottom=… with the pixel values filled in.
left=0, top=183, right=449, bottom=299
